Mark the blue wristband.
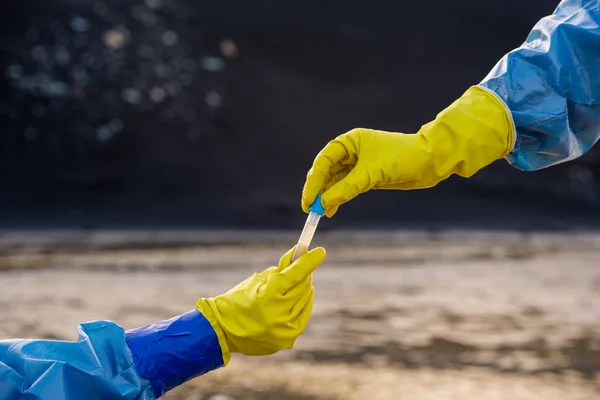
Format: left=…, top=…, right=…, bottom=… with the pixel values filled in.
left=126, top=310, right=224, bottom=398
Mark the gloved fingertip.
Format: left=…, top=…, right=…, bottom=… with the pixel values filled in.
left=321, top=196, right=340, bottom=217
left=301, top=200, right=310, bottom=214
left=279, top=247, right=326, bottom=285
left=324, top=206, right=338, bottom=218
left=301, top=187, right=318, bottom=214
left=307, top=247, right=326, bottom=264
left=320, top=190, right=338, bottom=209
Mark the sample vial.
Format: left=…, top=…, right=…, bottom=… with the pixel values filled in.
left=292, top=194, right=325, bottom=262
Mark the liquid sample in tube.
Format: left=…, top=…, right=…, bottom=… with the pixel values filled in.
left=291, top=212, right=321, bottom=262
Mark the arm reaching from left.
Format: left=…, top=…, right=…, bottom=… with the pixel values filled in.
left=0, top=246, right=326, bottom=400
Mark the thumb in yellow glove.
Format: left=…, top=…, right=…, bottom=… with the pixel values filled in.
left=302, top=86, right=515, bottom=217
left=196, top=246, right=326, bottom=364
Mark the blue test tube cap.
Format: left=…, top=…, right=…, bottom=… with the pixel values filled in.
left=309, top=194, right=325, bottom=216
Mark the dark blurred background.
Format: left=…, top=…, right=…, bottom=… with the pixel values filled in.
left=1, top=0, right=598, bottom=231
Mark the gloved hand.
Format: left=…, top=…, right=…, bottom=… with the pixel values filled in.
left=196, top=246, right=326, bottom=363
left=302, top=86, right=515, bottom=217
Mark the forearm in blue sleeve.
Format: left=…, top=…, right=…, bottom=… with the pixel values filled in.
left=480, top=0, right=600, bottom=171
left=0, top=321, right=154, bottom=400
left=126, top=309, right=225, bottom=398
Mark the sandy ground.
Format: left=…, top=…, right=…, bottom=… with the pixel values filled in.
left=1, top=230, right=600, bottom=399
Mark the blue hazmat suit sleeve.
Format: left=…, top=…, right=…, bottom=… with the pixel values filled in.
left=0, top=320, right=155, bottom=400
left=0, top=310, right=224, bottom=400
left=479, top=0, right=600, bottom=171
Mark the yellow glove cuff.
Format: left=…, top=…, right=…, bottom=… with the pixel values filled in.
left=419, top=85, right=515, bottom=180
left=196, top=298, right=231, bottom=366
left=474, top=85, right=516, bottom=156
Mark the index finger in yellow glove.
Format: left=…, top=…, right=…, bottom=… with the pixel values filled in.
left=269, top=246, right=317, bottom=296
left=301, top=139, right=356, bottom=215
left=272, top=247, right=325, bottom=289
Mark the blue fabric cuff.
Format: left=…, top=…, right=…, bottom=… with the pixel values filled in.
left=125, top=309, right=224, bottom=398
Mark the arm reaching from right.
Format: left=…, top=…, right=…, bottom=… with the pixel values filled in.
left=302, top=86, right=514, bottom=217
left=303, top=0, right=600, bottom=217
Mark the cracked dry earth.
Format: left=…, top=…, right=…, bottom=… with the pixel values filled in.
left=1, top=231, right=600, bottom=399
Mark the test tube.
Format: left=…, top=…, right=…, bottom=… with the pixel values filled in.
left=291, top=194, right=325, bottom=262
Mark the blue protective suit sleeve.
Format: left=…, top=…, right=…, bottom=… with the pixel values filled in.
left=0, top=311, right=224, bottom=400
left=125, top=309, right=224, bottom=398
left=480, top=0, right=600, bottom=171
left=0, top=320, right=155, bottom=400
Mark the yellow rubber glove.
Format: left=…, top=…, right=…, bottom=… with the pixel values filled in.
left=196, top=246, right=326, bottom=364
left=302, top=86, right=515, bottom=217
